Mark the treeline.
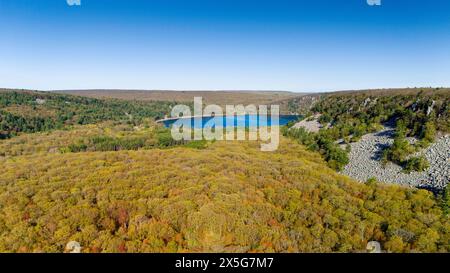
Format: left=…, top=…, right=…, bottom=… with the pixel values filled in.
left=0, top=90, right=178, bottom=139
left=310, top=89, right=448, bottom=141
left=64, top=127, right=207, bottom=153
left=0, top=110, right=59, bottom=139
left=282, top=126, right=349, bottom=171
left=0, top=122, right=209, bottom=158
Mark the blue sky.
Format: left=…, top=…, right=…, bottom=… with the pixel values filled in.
left=0, top=0, right=449, bottom=92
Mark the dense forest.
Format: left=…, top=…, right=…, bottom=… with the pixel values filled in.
left=0, top=90, right=178, bottom=139
left=0, top=131, right=449, bottom=253
left=310, top=88, right=449, bottom=139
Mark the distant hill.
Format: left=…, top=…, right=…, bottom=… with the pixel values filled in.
left=324, top=87, right=450, bottom=97
left=60, top=88, right=446, bottom=116
left=57, top=89, right=304, bottom=108
left=0, top=89, right=177, bottom=139
left=308, top=87, right=450, bottom=133
left=284, top=87, right=449, bottom=111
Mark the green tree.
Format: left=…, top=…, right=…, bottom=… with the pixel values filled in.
left=403, top=156, right=430, bottom=173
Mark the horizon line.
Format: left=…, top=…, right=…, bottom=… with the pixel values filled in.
left=1, top=86, right=448, bottom=94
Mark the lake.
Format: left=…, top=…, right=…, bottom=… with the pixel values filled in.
left=160, top=114, right=300, bottom=128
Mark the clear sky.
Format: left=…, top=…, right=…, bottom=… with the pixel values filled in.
left=0, top=0, right=449, bottom=92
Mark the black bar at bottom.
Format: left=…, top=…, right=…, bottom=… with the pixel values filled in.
left=0, top=253, right=445, bottom=272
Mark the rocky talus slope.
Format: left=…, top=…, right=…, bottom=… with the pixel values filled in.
left=341, top=127, right=449, bottom=189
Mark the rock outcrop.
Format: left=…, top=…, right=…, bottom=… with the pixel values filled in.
left=341, top=127, right=449, bottom=189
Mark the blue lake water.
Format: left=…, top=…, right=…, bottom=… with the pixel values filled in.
left=161, top=114, right=300, bottom=128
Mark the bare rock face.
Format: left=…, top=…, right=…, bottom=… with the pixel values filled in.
left=65, top=241, right=82, bottom=253
left=341, top=126, right=450, bottom=190
left=35, top=98, right=46, bottom=105
left=362, top=97, right=371, bottom=107
left=366, top=241, right=382, bottom=253
left=291, top=114, right=323, bottom=133
left=427, top=100, right=436, bottom=116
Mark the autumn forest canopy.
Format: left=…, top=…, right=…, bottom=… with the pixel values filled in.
left=0, top=88, right=449, bottom=253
